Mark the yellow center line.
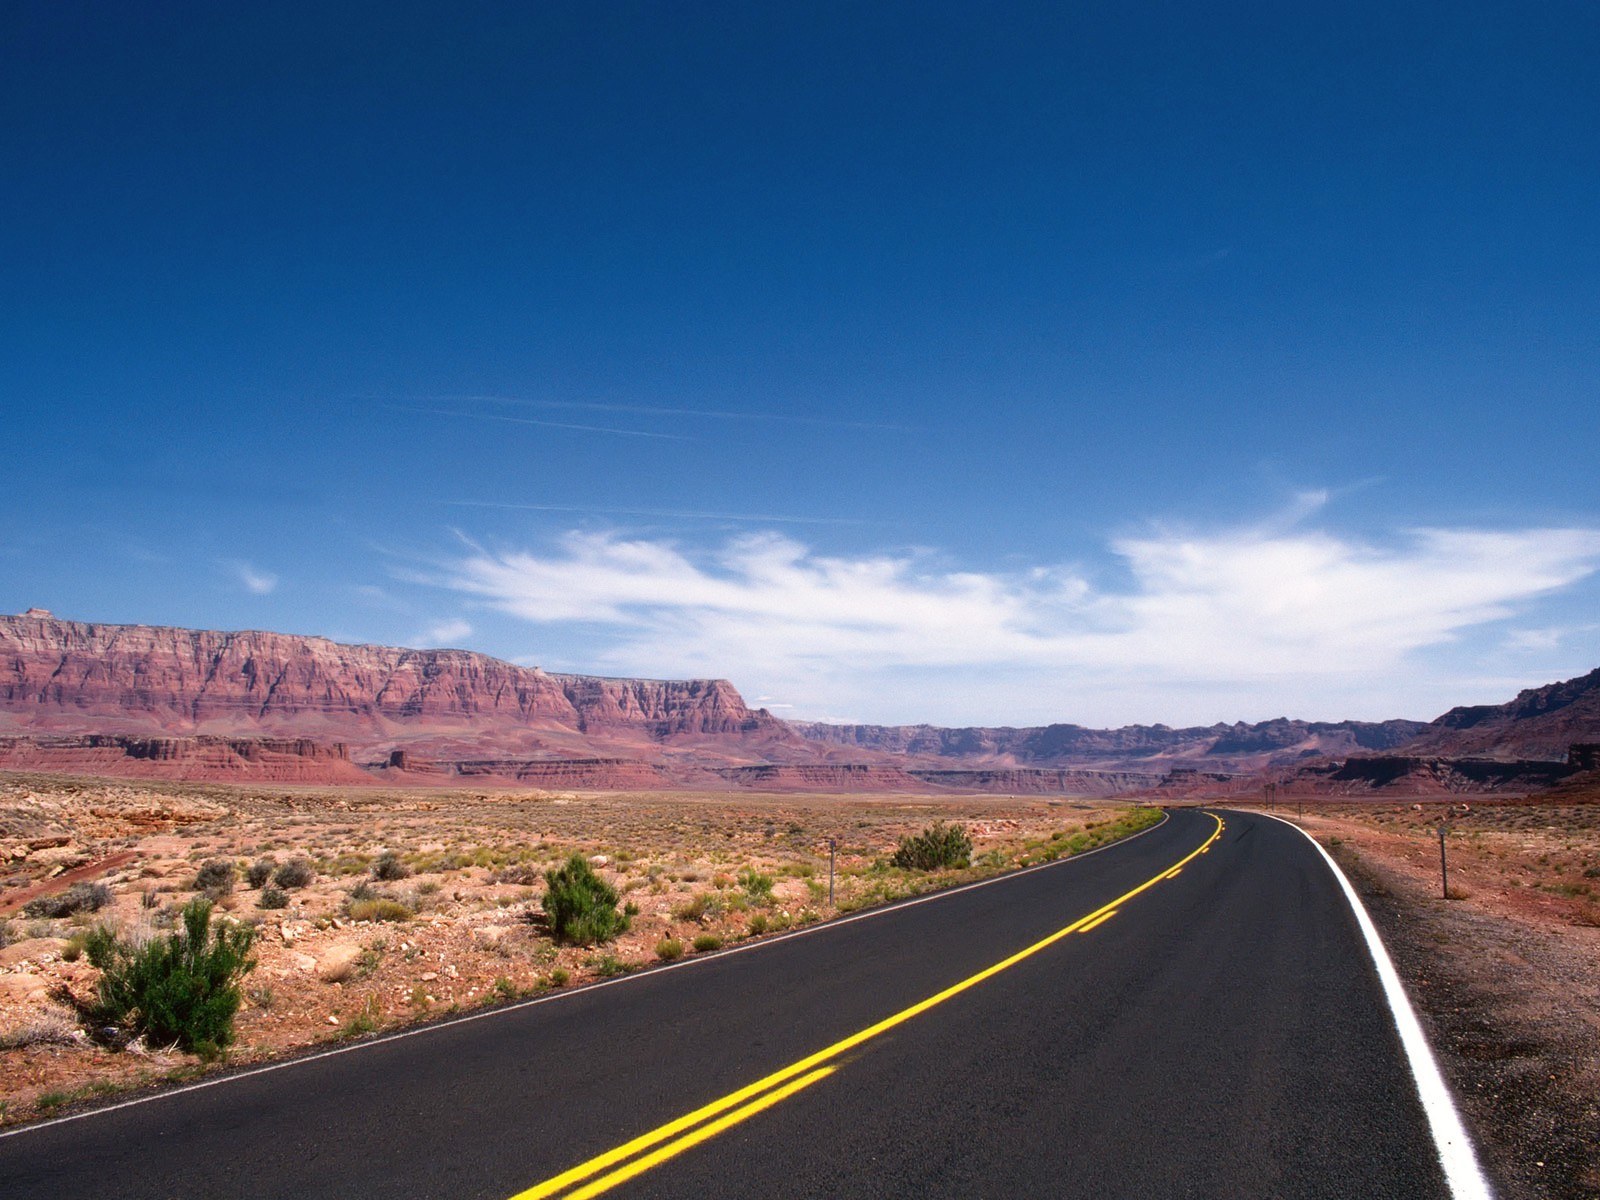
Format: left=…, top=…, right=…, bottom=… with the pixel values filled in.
left=562, top=1067, right=838, bottom=1200
left=510, top=810, right=1225, bottom=1200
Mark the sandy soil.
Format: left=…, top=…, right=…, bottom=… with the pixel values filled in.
left=0, top=772, right=1145, bottom=1125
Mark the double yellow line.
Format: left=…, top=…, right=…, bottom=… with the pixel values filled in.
left=512, top=811, right=1226, bottom=1200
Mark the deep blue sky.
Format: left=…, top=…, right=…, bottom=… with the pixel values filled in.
left=5, top=3, right=1598, bottom=726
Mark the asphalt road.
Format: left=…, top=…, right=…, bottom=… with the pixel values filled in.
left=0, top=809, right=1473, bottom=1199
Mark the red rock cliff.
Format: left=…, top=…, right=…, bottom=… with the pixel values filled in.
left=0, top=611, right=779, bottom=742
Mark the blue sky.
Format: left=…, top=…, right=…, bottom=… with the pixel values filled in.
left=4, top=3, right=1598, bottom=727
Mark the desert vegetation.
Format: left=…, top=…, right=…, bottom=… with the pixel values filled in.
left=541, top=854, right=630, bottom=946
left=0, top=773, right=1169, bottom=1124
left=892, top=821, right=973, bottom=870
left=81, top=898, right=256, bottom=1058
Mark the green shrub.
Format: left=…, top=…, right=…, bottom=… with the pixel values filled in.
left=192, top=860, right=235, bottom=895
left=257, top=884, right=289, bottom=910
left=245, top=858, right=276, bottom=889
left=23, top=882, right=113, bottom=919
left=691, top=934, right=723, bottom=953
left=541, top=854, right=630, bottom=947
left=746, top=912, right=770, bottom=935
left=655, top=937, right=684, bottom=961
left=738, top=868, right=775, bottom=906
left=273, top=858, right=315, bottom=889
left=892, top=822, right=973, bottom=871
left=548, top=968, right=570, bottom=987
left=85, top=898, right=257, bottom=1056
left=371, top=851, right=410, bottom=882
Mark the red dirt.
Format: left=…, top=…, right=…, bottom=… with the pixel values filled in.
left=0, top=851, right=139, bottom=916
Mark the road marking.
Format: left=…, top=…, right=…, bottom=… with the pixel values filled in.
left=511, top=812, right=1224, bottom=1199
left=1259, top=812, right=1494, bottom=1200
left=563, top=1067, right=836, bottom=1200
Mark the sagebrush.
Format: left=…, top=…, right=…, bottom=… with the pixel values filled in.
left=245, top=858, right=276, bottom=889
left=273, top=858, right=315, bottom=889
left=193, top=859, right=235, bottom=895
left=892, top=822, right=973, bottom=870
left=23, top=882, right=113, bottom=919
left=372, top=851, right=410, bottom=882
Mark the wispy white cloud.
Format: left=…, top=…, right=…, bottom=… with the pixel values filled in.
left=386, top=405, right=693, bottom=441
left=1503, top=623, right=1598, bottom=652
left=227, top=561, right=279, bottom=595
left=419, top=617, right=473, bottom=646
left=445, top=500, right=876, bottom=526
left=393, top=393, right=904, bottom=432
left=428, top=516, right=1600, bottom=726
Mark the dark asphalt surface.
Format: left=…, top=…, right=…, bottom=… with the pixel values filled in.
left=0, top=809, right=1457, bottom=1199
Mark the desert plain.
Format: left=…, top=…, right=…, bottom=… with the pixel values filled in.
left=0, top=774, right=1154, bottom=1121
left=2, top=774, right=1598, bottom=1198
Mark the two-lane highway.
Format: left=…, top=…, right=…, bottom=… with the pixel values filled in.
left=0, top=810, right=1490, bottom=1198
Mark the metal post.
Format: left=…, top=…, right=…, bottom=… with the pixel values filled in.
left=828, top=838, right=836, bottom=907
left=1438, top=824, right=1449, bottom=899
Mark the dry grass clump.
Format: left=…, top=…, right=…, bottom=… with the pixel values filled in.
left=347, top=898, right=413, bottom=923
left=0, top=1008, right=80, bottom=1050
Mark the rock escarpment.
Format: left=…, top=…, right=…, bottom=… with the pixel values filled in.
left=0, top=611, right=780, bottom=743
left=0, top=610, right=804, bottom=787
left=1394, top=668, right=1600, bottom=760
left=0, top=734, right=372, bottom=783
left=7, top=608, right=1595, bottom=798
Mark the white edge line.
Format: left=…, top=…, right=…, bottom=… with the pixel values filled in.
left=0, top=808, right=1172, bottom=1141
left=1257, top=812, right=1495, bottom=1200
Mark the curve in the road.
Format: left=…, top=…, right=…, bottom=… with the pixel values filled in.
left=0, top=807, right=1498, bottom=1200
left=1262, top=812, right=1492, bottom=1200
left=512, top=812, right=1226, bottom=1200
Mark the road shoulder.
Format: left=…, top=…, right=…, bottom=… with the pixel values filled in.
left=1324, top=830, right=1600, bottom=1200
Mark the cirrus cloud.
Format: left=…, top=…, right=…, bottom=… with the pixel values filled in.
left=226, top=560, right=279, bottom=595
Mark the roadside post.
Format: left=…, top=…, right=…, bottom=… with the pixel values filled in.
left=1437, top=821, right=1451, bottom=899
left=827, top=837, right=836, bottom=907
